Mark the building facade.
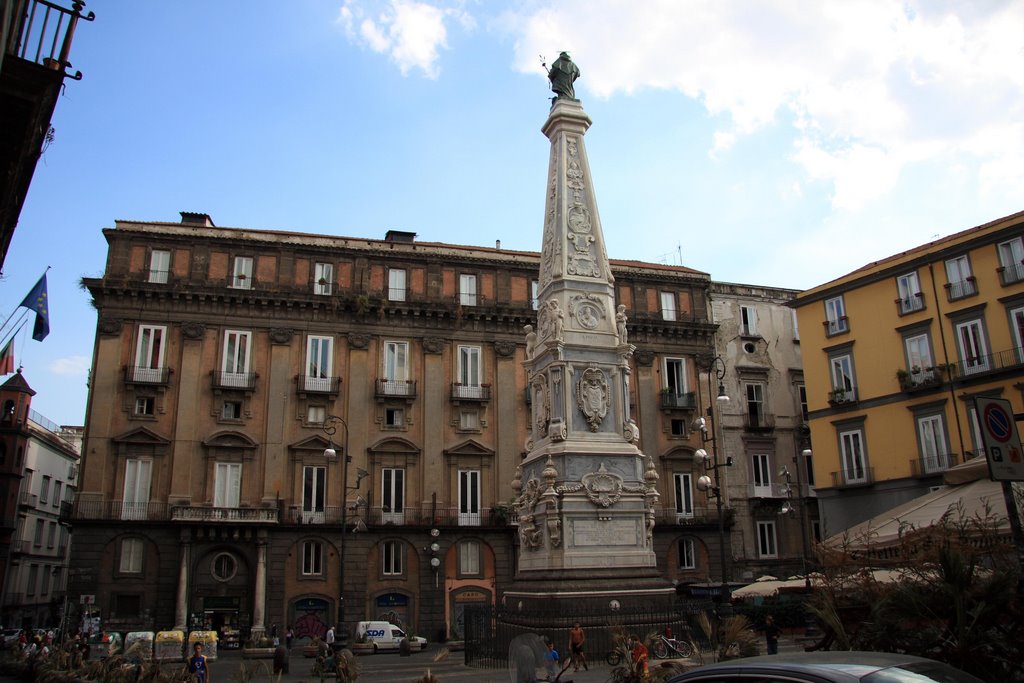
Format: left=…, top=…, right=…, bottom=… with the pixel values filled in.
left=709, top=282, right=818, bottom=582
left=0, top=371, right=79, bottom=630
left=792, top=209, right=1024, bottom=536
left=71, top=213, right=734, bottom=644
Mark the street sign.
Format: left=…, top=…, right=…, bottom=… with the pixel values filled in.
left=975, top=396, right=1024, bottom=481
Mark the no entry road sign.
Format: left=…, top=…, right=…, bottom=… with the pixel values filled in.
left=975, top=396, right=1024, bottom=481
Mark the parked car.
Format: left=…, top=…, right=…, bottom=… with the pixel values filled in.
left=666, top=651, right=984, bottom=682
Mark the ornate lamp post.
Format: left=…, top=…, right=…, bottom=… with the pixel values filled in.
left=694, top=355, right=733, bottom=606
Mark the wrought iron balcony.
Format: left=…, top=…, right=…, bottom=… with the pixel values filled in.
left=897, top=368, right=943, bottom=392
left=375, top=378, right=417, bottom=399
left=744, top=412, right=775, bottom=430
left=450, top=384, right=491, bottom=401
left=72, top=498, right=170, bottom=521
left=19, top=491, right=37, bottom=508
left=746, top=482, right=790, bottom=498
left=829, top=466, right=874, bottom=488
left=910, top=453, right=957, bottom=477
left=170, top=506, right=279, bottom=523
left=998, top=262, right=1024, bottom=286
left=945, top=277, right=977, bottom=301
left=296, top=375, right=341, bottom=395
left=828, top=387, right=857, bottom=405
left=896, top=292, right=925, bottom=315
left=660, top=391, right=696, bottom=410
left=212, top=371, right=257, bottom=391
left=824, top=316, right=849, bottom=336
left=124, top=365, right=171, bottom=385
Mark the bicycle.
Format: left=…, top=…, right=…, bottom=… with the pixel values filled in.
left=651, top=633, right=694, bottom=659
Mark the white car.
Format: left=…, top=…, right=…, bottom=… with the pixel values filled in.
left=354, top=621, right=427, bottom=653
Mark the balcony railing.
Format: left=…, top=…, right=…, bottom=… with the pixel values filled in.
left=387, top=287, right=407, bottom=302
left=824, top=316, right=849, bottom=336
left=124, top=365, right=170, bottom=385
left=288, top=506, right=344, bottom=524
left=660, top=391, right=696, bottom=410
left=212, top=371, right=257, bottom=391
left=19, top=491, right=37, bottom=508
left=910, top=453, right=957, bottom=477
left=828, top=387, right=857, bottom=405
left=450, top=384, right=491, bottom=401
left=896, top=293, right=925, bottom=315
left=829, top=466, right=874, bottom=488
left=6, top=0, right=94, bottom=74
left=652, top=507, right=726, bottom=526
left=170, top=506, right=279, bottom=523
left=9, top=540, right=32, bottom=555
left=375, top=378, right=417, bottom=398
left=744, top=413, right=775, bottom=430
left=945, top=277, right=977, bottom=301
left=297, top=375, right=341, bottom=394
left=998, top=262, right=1024, bottom=286
left=73, top=499, right=170, bottom=521
left=897, top=368, right=943, bottom=392
left=747, top=482, right=790, bottom=498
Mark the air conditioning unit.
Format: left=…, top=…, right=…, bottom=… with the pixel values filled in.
left=68, top=464, right=79, bottom=480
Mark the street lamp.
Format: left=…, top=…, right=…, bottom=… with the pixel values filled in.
left=322, top=414, right=369, bottom=648
left=693, top=355, right=732, bottom=607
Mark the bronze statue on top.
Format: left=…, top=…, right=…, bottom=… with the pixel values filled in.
left=547, top=51, right=580, bottom=100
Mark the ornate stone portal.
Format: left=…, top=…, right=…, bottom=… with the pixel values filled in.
left=504, top=79, right=673, bottom=611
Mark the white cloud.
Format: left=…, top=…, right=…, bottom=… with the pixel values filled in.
left=506, top=0, right=1024, bottom=211
left=49, top=356, right=89, bottom=377
left=339, top=0, right=467, bottom=78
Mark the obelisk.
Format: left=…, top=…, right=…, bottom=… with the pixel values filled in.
left=506, top=53, right=673, bottom=610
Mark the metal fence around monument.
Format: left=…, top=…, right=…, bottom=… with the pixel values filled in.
left=463, top=598, right=715, bottom=668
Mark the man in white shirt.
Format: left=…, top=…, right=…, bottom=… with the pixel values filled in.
left=325, top=626, right=335, bottom=652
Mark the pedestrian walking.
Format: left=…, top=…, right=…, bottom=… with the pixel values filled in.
left=568, top=621, right=588, bottom=671
left=764, top=614, right=782, bottom=655
left=188, top=642, right=210, bottom=682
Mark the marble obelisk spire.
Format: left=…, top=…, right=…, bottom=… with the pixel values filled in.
left=507, top=56, right=670, bottom=605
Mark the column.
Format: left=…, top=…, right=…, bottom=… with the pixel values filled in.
left=251, top=536, right=267, bottom=638
left=173, top=537, right=191, bottom=631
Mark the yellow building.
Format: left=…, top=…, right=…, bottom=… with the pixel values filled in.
left=792, top=209, right=1024, bottom=536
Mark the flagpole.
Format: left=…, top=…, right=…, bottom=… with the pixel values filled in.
left=0, top=267, right=50, bottom=343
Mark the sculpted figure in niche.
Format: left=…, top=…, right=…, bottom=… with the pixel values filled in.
left=548, top=300, right=564, bottom=342
left=616, top=305, right=628, bottom=344
left=524, top=324, right=538, bottom=359
left=547, top=51, right=580, bottom=100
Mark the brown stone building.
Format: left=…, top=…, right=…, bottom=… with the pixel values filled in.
left=71, top=212, right=725, bottom=644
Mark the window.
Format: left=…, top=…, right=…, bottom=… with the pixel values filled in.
left=122, top=458, right=152, bottom=520
left=740, top=305, right=758, bottom=336
left=388, top=269, right=407, bottom=302
left=670, top=418, right=686, bottom=436
left=904, top=333, right=933, bottom=375
left=307, top=405, right=326, bottom=424
left=531, top=280, right=540, bottom=310
left=385, top=407, right=404, bottom=428
left=381, top=468, right=405, bottom=524
left=917, top=414, right=950, bottom=473
left=1009, top=305, right=1024, bottom=362
left=829, top=353, right=856, bottom=402
left=839, top=428, right=867, bottom=484
left=222, top=400, right=242, bottom=420
left=302, top=541, right=323, bottom=575
left=678, top=538, right=696, bottom=569
left=756, top=521, right=778, bottom=558
left=214, top=462, right=242, bottom=508
left=812, top=520, right=822, bottom=542
left=673, top=473, right=693, bottom=519
left=134, top=397, right=155, bottom=416
left=798, top=384, right=808, bottom=422
left=457, top=346, right=482, bottom=398
left=33, top=519, right=44, bottom=546
left=231, top=256, right=253, bottom=289
left=998, top=237, right=1024, bottom=285
left=382, top=341, right=409, bottom=394
left=824, top=296, right=848, bottom=335
left=221, top=330, right=252, bottom=387
left=752, top=454, right=771, bottom=497
left=40, top=568, right=50, bottom=596
left=459, top=274, right=477, bottom=306
left=305, top=336, right=334, bottom=391
left=945, top=255, right=975, bottom=300
left=967, top=406, right=986, bottom=458
left=458, top=409, right=480, bottom=431
left=897, top=272, right=924, bottom=313
left=40, top=475, right=50, bottom=504
left=660, top=292, right=677, bottom=321
left=52, top=481, right=61, bottom=507
left=663, top=357, right=688, bottom=395
left=459, top=470, right=481, bottom=526
left=302, top=466, right=326, bottom=523
left=745, top=383, right=766, bottom=427
left=120, top=538, right=143, bottom=574
left=46, top=521, right=56, bottom=548
left=459, top=540, right=481, bottom=576
left=804, top=447, right=815, bottom=487
left=26, top=565, right=37, bottom=596
left=133, top=325, right=166, bottom=383
left=149, top=250, right=170, bottom=284
left=955, top=319, right=989, bottom=374
left=211, top=552, right=237, bottom=582
left=382, top=540, right=403, bottom=576
left=792, top=309, right=800, bottom=341
left=314, top=262, right=333, bottom=295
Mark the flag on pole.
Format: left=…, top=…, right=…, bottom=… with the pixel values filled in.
left=0, top=339, right=13, bottom=375
left=19, top=274, right=49, bottom=341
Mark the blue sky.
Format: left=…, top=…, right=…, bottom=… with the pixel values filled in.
left=3, top=0, right=1023, bottom=427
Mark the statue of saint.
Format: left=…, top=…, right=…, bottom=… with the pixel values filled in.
left=547, top=51, right=580, bottom=100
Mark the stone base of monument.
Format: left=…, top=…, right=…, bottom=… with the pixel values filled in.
left=502, top=570, right=675, bottom=615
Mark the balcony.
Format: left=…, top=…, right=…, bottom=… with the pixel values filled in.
left=824, top=316, right=849, bottom=336
left=73, top=498, right=169, bottom=521
left=896, top=293, right=925, bottom=315
left=946, top=347, right=1024, bottom=380
left=9, top=540, right=32, bottom=555
left=828, top=387, right=857, bottom=405
left=58, top=500, right=72, bottom=522
left=375, top=378, right=417, bottom=399
left=744, top=412, right=775, bottom=431
left=653, top=507, right=728, bottom=527
left=212, top=370, right=257, bottom=391
left=296, top=375, right=341, bottom=395
left=829, top=466, right=874, bottom=488
left=19, top=491, right=37, bottom=508
left=910, top=453, right=957, bottom=477
left=450, top=383, right=491, bottom=402
left=897, top=368, right=944, bottom=392
left=746, top=482, right=790, bottom=498
left=124, top=365, right=171, bottom=385
left=170, top=506, right=279, bottom=523
left=661, top=391, right=696, bottom=410
left=945, top=277, right=977, bottom=301
left=998, top=262, right=1024, bottom=286
left=288, top=506, right=344, bottom=524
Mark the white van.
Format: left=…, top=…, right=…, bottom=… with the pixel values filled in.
left=354, top=621, right=427, bottom=652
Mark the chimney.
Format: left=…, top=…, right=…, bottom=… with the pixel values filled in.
left=496, top=240, right=501, bottom=250
left=384, top=230, right=417, bottom=243
left=180, top=212, right=216, bottom=227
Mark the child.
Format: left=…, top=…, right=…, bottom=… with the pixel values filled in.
left=188, top=642, right=210, bottom=683
left=544, top=638, right=560, bottom=681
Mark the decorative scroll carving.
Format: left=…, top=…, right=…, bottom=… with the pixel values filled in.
left=494, top=340, right=515, bottom=357
left=97, top=317, right=122, bottom=337
left=633, top=350, right=655, bottom=367
left=347, top=333, right=370, bottom=349
left=623, top=420, right=640, bottom=444
left=547, top=516, right=562, bottom=548
left=422, top=337, right=445, bottom=354
left=569, top=293, right=603, bottom=330
left=269, top=328, right=293, bottom=345
left=181, top=322, right=205, bottom=340
left=581, top=462, right=623, bottom=508
left=576, top=367, right=609, bottom=432
left=550, top=418, right=567, bottom=441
